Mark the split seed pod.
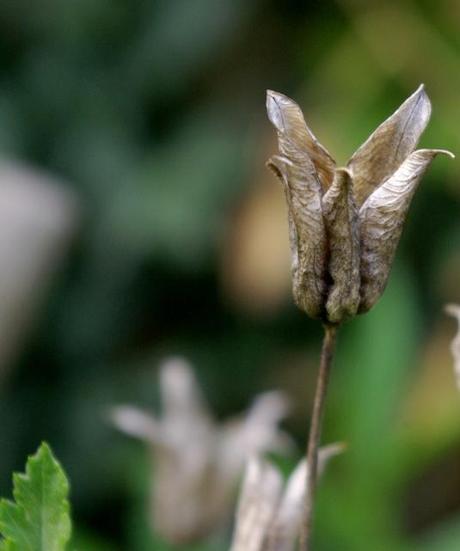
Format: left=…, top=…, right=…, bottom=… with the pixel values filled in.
left=266, top=85, right=453, bottom=323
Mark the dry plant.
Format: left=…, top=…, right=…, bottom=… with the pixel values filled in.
left=266, top=85, right=453, bottom=550
left=110, top=356, right=291, bottom=546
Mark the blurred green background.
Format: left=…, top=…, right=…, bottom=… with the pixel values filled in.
left=0, top=0, right=460, bottom=549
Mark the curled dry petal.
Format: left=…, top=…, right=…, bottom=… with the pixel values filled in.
left=445, top=303, right=460, bottom=389
left=359, top=149, right=454, bottom=313
left=348, top=85, right=432, bottom=207
left=322, top=168, right=361, bottom=323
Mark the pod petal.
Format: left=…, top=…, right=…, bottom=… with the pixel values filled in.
left=359, top=149, right=453, bottom=312
left=348, top=85, right=431, bottom=207
left=267, top=153, right=326, bottom=318
left=322, top=168, right=361, bottom=323
left=266, top=90, right=336, bottom=191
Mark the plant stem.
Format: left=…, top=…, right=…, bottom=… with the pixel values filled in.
left=300, top=323, right=338, bottom=551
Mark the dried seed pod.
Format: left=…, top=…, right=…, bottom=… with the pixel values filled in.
left=266, top=85, right=453, bottom=323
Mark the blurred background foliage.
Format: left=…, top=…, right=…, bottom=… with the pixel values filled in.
left=0, top=0, right=459, bottom=549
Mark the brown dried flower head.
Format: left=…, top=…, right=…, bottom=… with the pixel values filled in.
left=266, top=85, right=453, bottom=323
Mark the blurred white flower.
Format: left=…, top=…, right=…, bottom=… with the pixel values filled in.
left=445, top=303, right=460, bottom=389
left=110, top=356, right=291, bottom=545
left=230, top=444, right=344, bottom=551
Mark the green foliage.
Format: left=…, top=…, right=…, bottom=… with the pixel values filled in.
left=0, top=443, right=71, bottom=551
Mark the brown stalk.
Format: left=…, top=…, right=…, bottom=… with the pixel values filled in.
left=300, top=323, right=338, bottom=551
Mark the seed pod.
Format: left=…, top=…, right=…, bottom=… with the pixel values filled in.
left=266, top=86, right=453, bottom=323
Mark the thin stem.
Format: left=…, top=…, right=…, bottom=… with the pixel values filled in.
left=300, top=323, right=338, bottom=551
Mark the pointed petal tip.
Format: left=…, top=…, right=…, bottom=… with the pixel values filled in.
left=266, top=89, right=288, bottom=101
left=266, top=89, right=286, bottom=108
left=389, top=84, right=430, bottom=113
left=266, top=90, right=283, bottom=129
left=266, top=90, right=299, bottom=130
left=407, top=82, right=431, bottom=114
left=413, top=82, right=427, bottom=96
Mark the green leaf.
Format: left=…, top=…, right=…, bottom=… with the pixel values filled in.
left=0, top=443, right=71, bottom=551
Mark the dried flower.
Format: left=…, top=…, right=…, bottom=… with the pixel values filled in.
left=266, top=85, right=453, bottom=323
left=229, top=444, right=344, bottom=551
left=445, top=303, right=460, bottom=389
left=110, top=357, right=291, bottom=545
